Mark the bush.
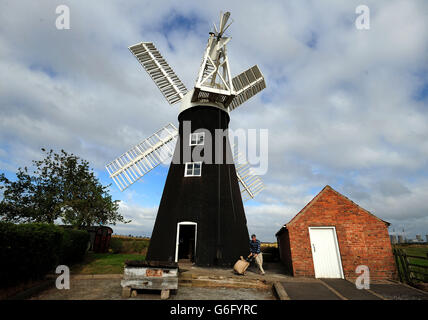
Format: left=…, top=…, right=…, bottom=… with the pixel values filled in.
left=122, top=239, right=148, bottom=254
left=60, top=228, right=90, bottom=264
left=109, top=237, right=149, bottom=254
left=0, top=222, right=63, bottom=288
left=0, top=222, right=90, bottom=288
left=109, top=237, right=123, bottom=254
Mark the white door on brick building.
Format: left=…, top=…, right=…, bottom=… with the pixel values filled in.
left=309, top=227, right=344, bottom=278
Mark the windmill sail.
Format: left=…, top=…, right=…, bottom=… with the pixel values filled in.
left=106, top=123, right=178, bottom=191
left=228, top=65, right=266, bottom=111
left=233, top=148, right=264, bottom=202
left=129, top=42, right=188, bottom=105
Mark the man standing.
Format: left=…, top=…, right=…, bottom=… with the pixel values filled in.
left=249, top=234, right=265, bottom=275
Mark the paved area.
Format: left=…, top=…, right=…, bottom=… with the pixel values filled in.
left=29, top=262, right=287, bottom=300
left=30, top=279, right=275, bottom=300
left=278, top=279, right=428, bottom=300
left=169, top=287, right=276, bottom=300
left=31, top=279, right=123, bottom=300
left=179, top=262, right=294, bottom=283
left=321, top=279, right=382, bottom=300
left=281, top=281, right=341, bottom=300
left=369, top=283, right=428, bottom=300
left=25, top=262, right=428, bottom=300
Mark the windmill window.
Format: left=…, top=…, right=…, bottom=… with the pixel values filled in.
left=184, top=162, right=202, bottom=177
left=189, top=132, right=205, bottom=146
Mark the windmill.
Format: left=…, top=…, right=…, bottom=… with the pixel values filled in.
left=106, top=11, right=266, bottom=266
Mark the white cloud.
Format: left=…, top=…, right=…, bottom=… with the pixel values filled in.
left=113, top=201, right=157, bottom=237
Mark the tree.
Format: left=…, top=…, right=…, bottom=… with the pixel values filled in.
left=0, top=149, right=130, bottom=228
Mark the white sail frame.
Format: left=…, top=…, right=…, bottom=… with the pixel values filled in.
left=106, top=123, right=178, bottom=191
left=228, top=65, right=266, bottom=111
left=129, top=42, right=188, bottom=105
left=233, top=147, right=264, bottom=202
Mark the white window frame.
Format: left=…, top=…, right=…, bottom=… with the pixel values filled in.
left=189, top=132, right=205, bottom=146
left=184, top=162, right=202, bottom=177
left=175, top=221, right=197, bottom=263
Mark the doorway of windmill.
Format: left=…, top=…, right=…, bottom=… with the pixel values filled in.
left=177, top=224, right=196, bottom=263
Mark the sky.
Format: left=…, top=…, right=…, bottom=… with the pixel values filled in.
left=0, top=0, right=427, bottom=242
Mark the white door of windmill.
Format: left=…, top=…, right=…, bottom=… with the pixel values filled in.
left=308, top=227, right=344, bottom=279
left=175, top=222, right=197, bottom=263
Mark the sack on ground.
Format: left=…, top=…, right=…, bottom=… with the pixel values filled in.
left=233, top=256, right=250, bottom=274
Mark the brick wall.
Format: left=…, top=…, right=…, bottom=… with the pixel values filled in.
left=277, top=228, right=293, bottom=274
left=279, top=186, right=397, bottom=280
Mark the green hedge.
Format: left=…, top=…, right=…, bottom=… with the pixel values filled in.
left=60, top=228, right=90, bottom=265
left=0, top=222, right=89, bottom=288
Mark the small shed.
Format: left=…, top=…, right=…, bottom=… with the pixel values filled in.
left=276, top=185, right=397, bottom=280
left=87, top=226, right=113, bottom=253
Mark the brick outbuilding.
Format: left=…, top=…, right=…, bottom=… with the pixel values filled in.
left=276, top=185, right=397, bottom=280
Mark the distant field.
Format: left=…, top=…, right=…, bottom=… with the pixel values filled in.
left=110, top=235, right=150, bottom=255
left=394, top=244, right=428, bottom=265
left=112, top=235, right=150, bottom=241
left=393, top=244, right=428, bottom=283
left=261, top=242, right=278, bottom=248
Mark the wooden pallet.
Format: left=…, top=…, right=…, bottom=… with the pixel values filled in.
left=121, top=286, right=172, bottom=299
left=121, top=264, right=178, bottom=299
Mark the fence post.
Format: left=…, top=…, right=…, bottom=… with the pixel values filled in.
left=405, top=253, right=415, bottom=283
left=400, top=249, right=411, bottom=284
left=393, top=248, right=403, bottom=283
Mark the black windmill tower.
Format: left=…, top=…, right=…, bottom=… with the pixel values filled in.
left=106, top=11, right=266, bottom=266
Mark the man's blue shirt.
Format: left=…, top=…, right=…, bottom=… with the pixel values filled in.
left=249, top=239, right=261, bottom=254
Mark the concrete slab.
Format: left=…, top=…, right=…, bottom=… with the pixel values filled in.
left=29, top=278, right=276, bottom=300
left=369, top=283, right=428, bottom=300
left=170, top=287, right=276, bottom=300
left=31, top=279, right=124, bottom=300
left=281, top=281, right=341, bottom=300
left=31, top=263, right=289, bottom=300
left=320, top=279, right=381, bottom=300
left=178, top=262, right=293, bottom=284
left=30, top=274, right=428, bottom=301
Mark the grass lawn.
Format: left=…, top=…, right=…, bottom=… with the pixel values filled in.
left=71, top=252, right=145, bottom=274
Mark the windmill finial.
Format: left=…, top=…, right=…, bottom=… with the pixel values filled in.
left=188, top=11, right=265, bottom=112
left=217, top=11, right=233, bottom=37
